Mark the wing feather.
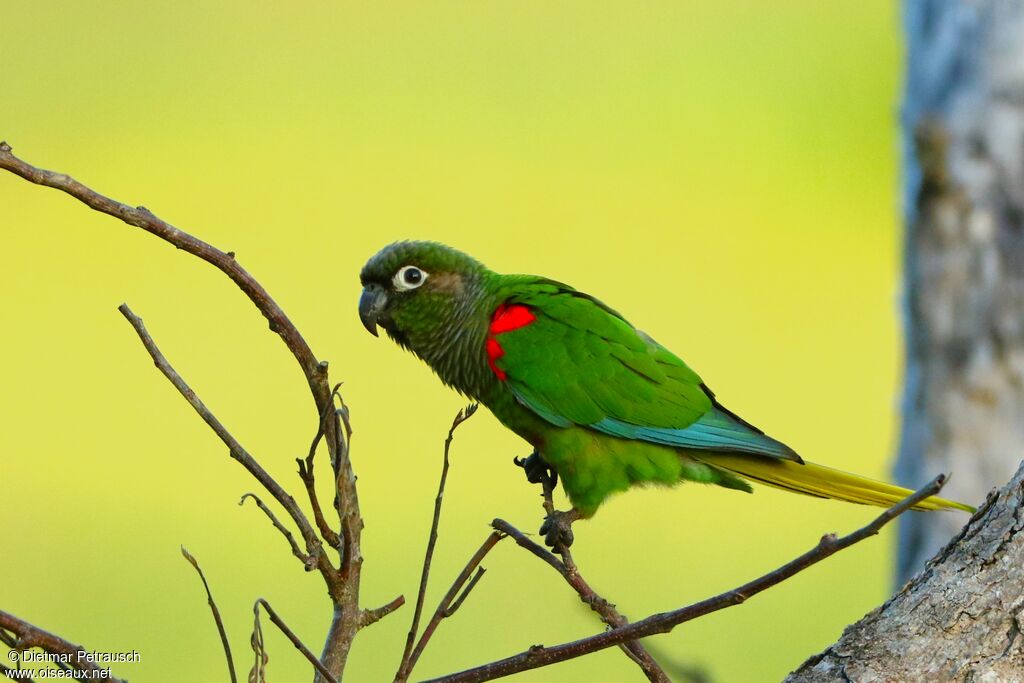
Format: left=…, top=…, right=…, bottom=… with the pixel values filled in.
left=495, top=281, right=799, bottom=462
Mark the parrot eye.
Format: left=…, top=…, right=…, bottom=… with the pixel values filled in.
left=393, top=265, right=428, bottom=291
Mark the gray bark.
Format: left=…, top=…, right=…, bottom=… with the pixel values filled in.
left=784, top=4, right=1024, bottom=678
left=785, top=461, right=1024, bottom=682
left=897, top=0, right=1024, bottom=584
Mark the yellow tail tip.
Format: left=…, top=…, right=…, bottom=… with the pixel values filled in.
left=697, top=454, right=976, bottom=513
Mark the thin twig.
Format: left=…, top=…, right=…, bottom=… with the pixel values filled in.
left=0, top=611, right=125, bottom=682
left=250, top=602, right=268, bottom=683
left=395, top=404, right=478, bottom=681
left=361, top=595, right=407, bottom=628
left=491, top=519, right=563, bottom=573
left=491, top=518, right=666, bottom=680
left=401, top=531, right=505, bottom=681
left=332, top=391, right=361, bottom=584
left=118, top=304, right=334, bottom=580
left=0, top=142, right=325, bottom=394
left=487, top=520, right=561, bottom=573
left=181, top=547, right=238, bottom=683
left=444, top=567, right=486, bottom=618
left=239, top=493, right=314, bottom=570
left=426, top=475, right=949, bottom=683
left=256, top=599, right=339, bottom=683
left=531, top=467, right=668, bottom=681
left=0, top=143, right=365, bottom=680
left=298, top=386, right=345, bottom=551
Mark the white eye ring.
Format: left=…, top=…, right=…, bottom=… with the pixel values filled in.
left=393, top=265, right=428, bottom=291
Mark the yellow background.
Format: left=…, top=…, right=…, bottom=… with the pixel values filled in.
left=2, top=2, right=902, bottom=681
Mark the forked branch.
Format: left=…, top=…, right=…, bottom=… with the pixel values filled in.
left=525, top=464, right=668, bottom=681
left=119, top=304, right=334, bottom=582
left=396, top=404, right=483, bottom=682
left=254, top=599, right=339, bottom=683
left=395, top=406, right=667, bottom=682
left=0, top=140, right=953, bottom=683
left=0, top=141, right=401, bottom=682
left=427, top=475, right=947, bottom=683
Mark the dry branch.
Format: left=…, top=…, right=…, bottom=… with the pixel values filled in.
left=396, top=405, right=479, bottom=682
left=298, top=394, right=345, bottom=551
left=360, top=596, right=407, bottom=629
left=427, top=475, right=947, bottom=683
left=0, top=143, right=322, bottom=393
left=240, top=493, right=314, bottom=569
left=402, top=531, right=506, bottom=681
left=786, top=461, right=1024, bottom=681
left=0, top=610, right=125, bottom=682
left=255, top=599, right=338, bottom=683
left=533, top=468, right=668, bottom=681
left=1, top=140, right=986, bottom=683
left=396, top=408, right=667, bottom=681
left=0, top=141, right=401, bottom=682
left=182, top=547, right=238, bottom=683
left=119, top=304, right=332, bottom=580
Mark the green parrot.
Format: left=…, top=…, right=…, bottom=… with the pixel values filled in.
left=359, top=241, right=973, bottom=546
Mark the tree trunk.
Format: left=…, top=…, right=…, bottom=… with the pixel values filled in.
left=783, top=3, right=1024, bottom=678
left=896, top=0, right=1024, bottom=584
left=785, top=460, right=1024, bottom=682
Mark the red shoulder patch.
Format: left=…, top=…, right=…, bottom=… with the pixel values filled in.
left=490, top=304, right=536, bottom=334
left=486, top=304, right=536, bottom=380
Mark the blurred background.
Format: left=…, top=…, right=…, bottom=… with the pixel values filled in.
left=2, top=2, right=903, bottom=680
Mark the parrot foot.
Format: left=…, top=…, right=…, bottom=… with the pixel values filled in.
left=513, top=450, right=557, bottom=488
left=540, top=509, right=581, bottom=548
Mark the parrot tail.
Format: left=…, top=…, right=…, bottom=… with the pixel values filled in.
left=693, top=453, right=975, bottom=513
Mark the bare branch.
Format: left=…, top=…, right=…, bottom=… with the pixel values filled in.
left=255, top=600, right=338, bottom=683
left=399, top=531, right=505, bottom=682
left=239, top=494, right=314, bottom=570
left=181, top=547, right=238, bottom=683
left=0, top=142, right=325, bottom=396
left=1, top=142, right=367, bottom=681
left=250, top=602, right=268, bottom=683
left=521, top=463, right=669, bottom=681
left=491, top=518, right=667, bottom=682
left=332, top=391, right=361, bottom=581
left=427, top=475, right=948, bottom=683
left=118, top=304, right=334, bottom=581
left=489, top=520, right=562, bottom=573
left=395, top=404, right=478, bottom=680
left=360, top=596, right=407, bottom=629
left=297, top=388, right=345, bottom=551
left=444, top=567, right=486, bottom=618
left=0, top=610, right=125, bottom=682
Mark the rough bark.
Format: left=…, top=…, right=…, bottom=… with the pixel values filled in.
left=785, top=460, right=1024, bottom=682
left=897, top=0, right=1024, bottom=582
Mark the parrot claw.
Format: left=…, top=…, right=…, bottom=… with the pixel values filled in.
left=540, top=509, right=579, bottom=549
left=514, top=450, right=557, bottom=487
left=514, top=452, right=575, bottom=548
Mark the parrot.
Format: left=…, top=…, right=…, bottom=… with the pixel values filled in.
left=358, top=241, right=974, bottom=547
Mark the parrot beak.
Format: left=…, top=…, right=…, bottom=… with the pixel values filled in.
left=359, top=284, right=387, bottom=337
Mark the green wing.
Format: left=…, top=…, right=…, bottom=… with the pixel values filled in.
left=494, top=280, right=799, bottom=461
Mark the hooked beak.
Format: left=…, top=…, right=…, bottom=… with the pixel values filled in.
left=359, top=284, right=387, bottom=337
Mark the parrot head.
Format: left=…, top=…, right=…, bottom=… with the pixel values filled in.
left=358, top=241, right=488, bottom=360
